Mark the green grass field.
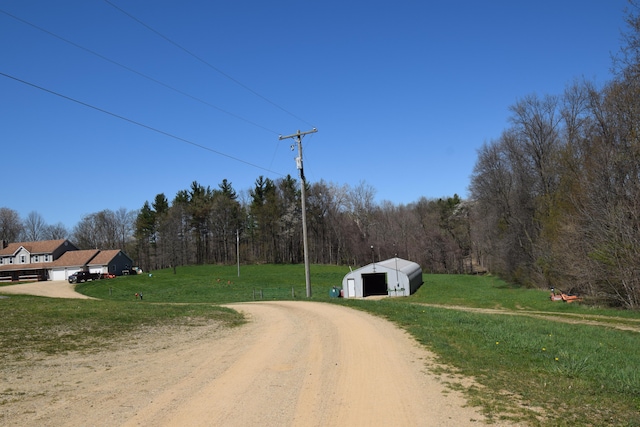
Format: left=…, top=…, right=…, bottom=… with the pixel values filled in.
left=76, top=264, right=344, bottom=302
left=2, top=265, right=639, bottom=426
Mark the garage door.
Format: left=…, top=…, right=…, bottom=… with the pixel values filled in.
left=51, top=268, right=80, bottom=281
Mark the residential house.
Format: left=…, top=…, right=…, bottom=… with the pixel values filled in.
left=0, top=239, right=77, bottom=281
left=0, top=239, right=134, bottom=282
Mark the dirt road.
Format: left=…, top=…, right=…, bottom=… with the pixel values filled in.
left=0, top=279, right=95, bottom=299
left=1, top=283, right=493, bottom=426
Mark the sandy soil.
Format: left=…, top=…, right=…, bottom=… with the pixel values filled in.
left=0, top=281, right=498, bottom=426
left=0, top=279, right=95, bottom=299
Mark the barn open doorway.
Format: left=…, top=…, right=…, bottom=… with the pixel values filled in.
left=362, top=272, right=387, bottom=297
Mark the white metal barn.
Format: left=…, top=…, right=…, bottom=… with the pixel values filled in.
left=342, top=257, right=423, bottom=298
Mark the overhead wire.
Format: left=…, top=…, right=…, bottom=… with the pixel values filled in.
left=0, top=8, right=281, bottom=135
left=0, top=71, right=285, bottom=177
left=2, top=4, right=316, bottom=181
left=102, top=0, right=317, bottom=130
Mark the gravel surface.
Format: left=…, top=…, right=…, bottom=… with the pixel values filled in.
left=0, top=281, right=503, bottom=426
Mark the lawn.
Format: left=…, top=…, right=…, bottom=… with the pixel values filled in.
left=3, top=265, right=639, bottom=426
left=76, top=263, right=345, bottom=303
left=0, top=295, right=243, bottom=361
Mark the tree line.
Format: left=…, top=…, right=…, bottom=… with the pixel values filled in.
left=0, top=207, right=136, bottom=251
left=0, top=180, right=472, bottom=278
left=130, top=179, right=471, bottom=276
left=469, top=3, right=640, bottom=308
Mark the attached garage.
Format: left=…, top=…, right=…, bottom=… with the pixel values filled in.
left=49, top=249, right=101, bottom=281
left=342, top=257, right=423, bottom=298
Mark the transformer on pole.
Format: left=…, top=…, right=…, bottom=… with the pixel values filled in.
left=278, top=128, right=317, bottom=298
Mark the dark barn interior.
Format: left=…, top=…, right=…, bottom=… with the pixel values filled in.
left=362, top=273, right=387, bottom=297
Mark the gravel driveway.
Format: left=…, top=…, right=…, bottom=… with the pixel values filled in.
left=0, top=283, right=502, bottom=426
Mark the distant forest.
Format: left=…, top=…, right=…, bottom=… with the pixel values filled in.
left=0, top=177, right=471, bottom=274
left=3, top=5, right=640, bottom=308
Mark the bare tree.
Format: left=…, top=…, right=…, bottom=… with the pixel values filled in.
left=614, top=0, right=640, bottom=80
left=73, top=210, right=120, bottom=250
left=569, top=76, right=640, bottom=307
left=23, top=211, right=47, bottom=242
left=73, top=214, right=100, bottom=249
left=115, top=207, right=137, bottom=250
left=509, top=93, right=562, bottom=204
left=469, top=136, right=516, bottom=275
left=44, top=223, right=69, bottom=240
left=307, top=180, right=350, bottom=264
left=344, top=181, right=377, bottom=263
left=0, top=207, right=23, bottom=243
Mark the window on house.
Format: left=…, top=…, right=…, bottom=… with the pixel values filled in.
left=9, top=258, right=13, bottom=264
left=20, top=255, right=26, bottom=263
left=34, top=255, right=39, bottom=262
left=45, top=255, right=49, bottom=262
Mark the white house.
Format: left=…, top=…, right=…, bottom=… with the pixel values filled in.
left=342, top=257, right=423, bottom=298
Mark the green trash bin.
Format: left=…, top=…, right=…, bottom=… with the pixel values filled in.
left=329, top=287, right=341, bottom=298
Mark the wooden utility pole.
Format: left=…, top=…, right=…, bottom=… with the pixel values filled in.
left=279, top=128, right=317, bottom=298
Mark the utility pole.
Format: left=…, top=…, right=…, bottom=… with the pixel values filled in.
left=279, top=128, right=317, bottom=298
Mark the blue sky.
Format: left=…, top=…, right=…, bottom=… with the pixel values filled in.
left=0, top=1, right=629, bottom=230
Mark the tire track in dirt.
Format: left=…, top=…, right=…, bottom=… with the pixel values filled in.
left=417, top=303, right=640, bottom=333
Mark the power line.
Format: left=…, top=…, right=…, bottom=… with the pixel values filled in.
left=0, top=8, right=281, bottom=135
left=0, top=71, right=285, bottom=176
left=103, top=0, right=316, bottom=129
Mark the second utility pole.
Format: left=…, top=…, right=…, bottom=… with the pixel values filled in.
left=279, top=128, right=317, bottom=298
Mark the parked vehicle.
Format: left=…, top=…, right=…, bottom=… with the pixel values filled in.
left=68, top=271, right=101, bottom=284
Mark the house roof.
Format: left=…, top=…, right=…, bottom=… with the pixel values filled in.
left=0, top=262, right=51, bottom=273
left=52, top=249, right=101, bottom=268
left=0, top=239, right=70, bottom=256
left=88, top=249, right=130, bottom=266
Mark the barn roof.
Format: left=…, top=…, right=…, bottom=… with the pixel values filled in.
left=374, top=257, right=421, bottom=275
left=349, top=257, right=421, bottom=276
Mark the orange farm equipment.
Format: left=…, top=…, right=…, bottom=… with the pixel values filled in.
left=550, top=287, right=582, bottom=303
